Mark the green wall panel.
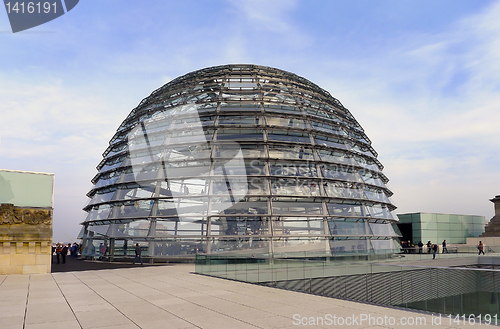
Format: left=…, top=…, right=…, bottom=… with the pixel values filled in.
left=0, top=170, right=54, bottom=208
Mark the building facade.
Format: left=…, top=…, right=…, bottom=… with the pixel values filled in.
left=79, top=64, right=399, bottom=258
left=0, top=169, right=54, bottom=274
left=397, top=212, right=485, bottom=245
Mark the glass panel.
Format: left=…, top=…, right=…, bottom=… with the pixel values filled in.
left=219, top=104, right=261, bottom=112
left=162, top=144, right=212, bottom=162
left=323, top=181, right=364, bottom=199
left=346, top=140, right=376, bottom=157
left=112, top=184, right=156, bottom=201
left=124, top=219, right=150, bottom=237
left=121, top=163, right=161, bottom=183
left=160, top=161, right=212, bottom=179
left=225, top=78, right=258, bottom=90
left=262, top=90, right=296, bottom=103
left=353, top=155, right=380, bottom=171
left=170, top=129, right=213, bottom=144
left=329, top=219, right=369, bottom=236
left=270, top=179, right=322, bottom=196
left=269, top=162, right=318, bottom=177
left=218, top=115, right=259, bottom=125
left=248, top=178, right=268, bottom=195
left=369, top=222, right=397, bottom=237
left=329, top=238, right=371, bottom=254
left=363, top=187, right=391, bottom=203
left=268, top=130, right=310, bottom=143
left=86, top=204, right=112, bottom=221
left=437, top=222, right=450, bottom=230
left=314, top=135, right=347, bottom=149
left=212, top=143, right=265, bottom=158
left=110, top=200, right=153, bottom=219
left=105, top=142, right=128, bottom=158
left=273, top=237, right=328, bottom=254
left=212, top=179, right=250, bottom=196
left=371, top=239, right=395, bottom=252
left=305, top=108, right=330, bottom=119
left=157, top=200, right=177, bottom=217
left=221, top=91, right=259, bottom=101
left=88, top=190, right=116, bottom=205
left=211, top=217, right=268, bottom=236
left=321, top=164, right=363, bottom=182
left=318, top=149, right=355, bottom=165
left=422, top=220, right=437, bottom=230
left=151, top=218, right=206, bottom=236
left=94, top=174, right=119, bottom=189
left=268, top=144, right=314, bottom=160
left=310, top=120, right=345, bottom=136
left=369, top=204, right=394, bottom=220
left=216, top=129, right=263, bottom=140
left=266, top=116, right=307, bottom=129
left=210, top=237, right=270, bottom=253
left=212, top=160, right=264, bottom=176
left=212, top=200, right=268, bottom=216
left=129, top=149, right=162, bottom=164
left=274, top=218, right=325, bottom=235
left=263, top=104, right=302, bottom=114
left=106, top=223, right=131, bottom=238
left=359, top=170, right=386, bottom=188
left=327, top=203, right=369, bottom=217
left=158, top=179, right=209, bottom=197
left=185, top=92, right=218, bottom=103
left=128, top=132, right=167, bottom=151
left=272, top=201, right=323, bottom=215
left=437, top=214, right=450, bottom=222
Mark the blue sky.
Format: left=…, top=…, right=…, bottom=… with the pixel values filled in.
left=1, top=0, right=499, bottom=242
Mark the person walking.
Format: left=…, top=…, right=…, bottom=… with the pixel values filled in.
left=133, top=243, right=143, bottom=265
left=432, top=243, right=438, bottom=259
left=426, top=241, right=432, bottom=253
left=478, top=241, right=485, bottom=255
left=442, top=240, right=448, bottom=253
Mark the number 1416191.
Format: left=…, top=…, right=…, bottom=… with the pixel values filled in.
left=447, top=314, right=498, bottom=326
left=5, top=2, right=57, bottom=14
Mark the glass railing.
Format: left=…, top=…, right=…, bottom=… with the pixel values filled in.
left=195, top=248, right=500, bottom=317
left=195, top=247, right=492, bottom=281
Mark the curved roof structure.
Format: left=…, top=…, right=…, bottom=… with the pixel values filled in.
left=80, top=64, right=399, bottom=258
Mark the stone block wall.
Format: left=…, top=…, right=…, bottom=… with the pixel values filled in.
left=0, top=204, right=52, bottom=274
left=0, top=241, right=52, bottom=274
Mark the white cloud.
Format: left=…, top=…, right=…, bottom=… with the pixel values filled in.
left=310, top=1, right=500, bottom=221
left=0, top=78, right=128, bottom=161
left=228, top=0, right=298, bottom=33
left=3, top=1, right=500, bottom=241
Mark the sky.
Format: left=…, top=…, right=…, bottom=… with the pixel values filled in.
left=1, top=0, right=499, bottom=243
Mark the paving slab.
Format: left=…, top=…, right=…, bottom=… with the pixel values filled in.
left=0, top=263, right=487, bottom=328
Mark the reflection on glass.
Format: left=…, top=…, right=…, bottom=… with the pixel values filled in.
left=272, top=201, right=323, bottom=215
left=327, top=203, right=368, bottom=217
left=268, top=130, right=310, bottom=143
left=110, top=200, right=152, bottom=219
left=83, top=65, right=398, bottom=258
left=268, top=145, right=314, bottom=160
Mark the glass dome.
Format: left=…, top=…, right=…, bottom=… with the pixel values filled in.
left=80, top=64, right=399, bottom=258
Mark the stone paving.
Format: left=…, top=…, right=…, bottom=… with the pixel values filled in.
left=0, top=264, right=478, bottom=328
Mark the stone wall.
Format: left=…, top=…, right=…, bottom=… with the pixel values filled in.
left=0, top=204, right=52, bottom=274
left=481, top=195, right=500, bottom=237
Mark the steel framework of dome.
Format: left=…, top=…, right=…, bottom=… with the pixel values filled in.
left=79, top=64, right=400, bottom=258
